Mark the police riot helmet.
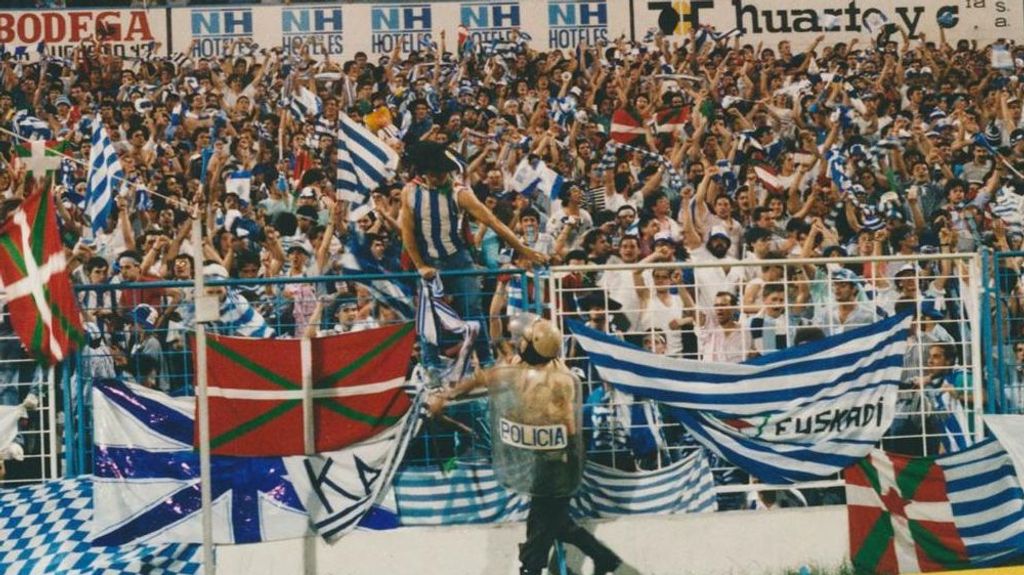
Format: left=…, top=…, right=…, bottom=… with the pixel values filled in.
left=519, top=319, right=562, bottom=365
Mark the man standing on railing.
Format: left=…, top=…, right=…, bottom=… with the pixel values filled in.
left=398, top=142, right=548, bottom=376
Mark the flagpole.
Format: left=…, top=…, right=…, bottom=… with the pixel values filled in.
left=300, top=335, right=317, bottom=575
left=191, top=201, right=216, bottom=575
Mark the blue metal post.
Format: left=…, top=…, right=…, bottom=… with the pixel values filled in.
left=61, top=357, right=74, bottom=476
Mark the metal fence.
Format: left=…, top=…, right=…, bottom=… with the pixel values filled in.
left=0, top=324, right=61, bottom=487
left=550, top=252, right=985, bottom=509
left=983, top=250, right=1024, bottom=415
left=0, top=253, right=992, bottom=512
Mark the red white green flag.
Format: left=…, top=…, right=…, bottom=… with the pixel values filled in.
left=845, top=439, right=1024, bottom=574
left=655, top=106, right=690, bottom=134
left=13, top=139, right=72, bottom=178
left=0, top=187, right=84, bottom=364
left=198, top=322, right=416, bottom=456
left=610, top=108, right=646, bottom=145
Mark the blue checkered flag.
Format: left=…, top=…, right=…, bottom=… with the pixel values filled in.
left=0, top=477, right=202, bottom=574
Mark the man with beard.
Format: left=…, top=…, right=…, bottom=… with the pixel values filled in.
left=684, top=224, right=745, bottom=311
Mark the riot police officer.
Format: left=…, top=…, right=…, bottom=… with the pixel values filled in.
left=429, top=319, right=622, bottom=575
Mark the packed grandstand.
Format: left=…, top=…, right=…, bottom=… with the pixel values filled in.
left=1, top=1, right=1024, bottom=573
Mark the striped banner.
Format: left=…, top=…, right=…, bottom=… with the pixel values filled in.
left=568, top=315, right=910, bottom=484
left=572, top=449, right=717, bottom=518
left=393, top=449, right=715, bottom=526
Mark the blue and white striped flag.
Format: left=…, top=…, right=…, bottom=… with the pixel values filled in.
left=934, top=391, right=975, bottom=454
left=418, top=35, right=437, bottom=52
left=394, top=461, right=530, bottom=526
left=568, top=314, right=911, bottom=484
left=336, top=114, right=399, bottom=204
left=393, top=449, right=715, bottom=526
left=511, top=157, right=565, bottom=201
left=339, top=247, right=414, bottom=319
left=225, top=169, right=252, bottom=204
left=11, top=109, right=53, bottom=140
left=86, top=115, right=124, bottom=235
left=936, top=437, right=1024, bottom=566
left=572, top=449, right=716, bottom=518
left=286, top=85, right=322, bottom=121
left=416, top=277, right=480, bottom=384
left=992, top=186, right=1024, bottom=226
left=0, top=477, right=202, bottom=575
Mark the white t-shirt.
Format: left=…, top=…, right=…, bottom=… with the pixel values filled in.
left=689, top=246, right=745, bottom=310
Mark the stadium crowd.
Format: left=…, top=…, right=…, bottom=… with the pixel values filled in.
left=0, top=22, right=1016, bottom=485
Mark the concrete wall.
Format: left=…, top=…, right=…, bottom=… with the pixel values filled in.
left=216, top=506, right=848, bottom=575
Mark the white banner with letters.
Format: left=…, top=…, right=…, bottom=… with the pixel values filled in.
left=0, top=9, right=168, bottom=60
left=633, top=0, right=1020, bottom=50
left=170, top=0, right=633, bottom=60
left=3, top=2, right=1018, bottom=64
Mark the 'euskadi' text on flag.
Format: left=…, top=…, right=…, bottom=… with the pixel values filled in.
left=568, top=314, right=911, bottom=484
left=199, top=322, right=416, bottom=456
left=0, top=186, right=84, bottom=364
left=91, top=379, right=422, bottom=545
left=846, top=438, right=1024, bottom=574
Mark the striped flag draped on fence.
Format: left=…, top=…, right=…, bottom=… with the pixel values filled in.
left=393, top=449, right=715, bottom=526
left=572, top=449, right=716, bottom=518
left=86, top=115, right=123, bottom=235
left=335, top=114, right=399, bottom=204
left=568, top=314, right=911, bottom=484
left=339, top=248, right=414, bottom=319
left=416, top=277, right=480, bottom=383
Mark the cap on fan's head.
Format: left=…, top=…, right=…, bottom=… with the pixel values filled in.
left=519, top=318, right=562, bottom=365
left=406, top=141, right=460, bottom=176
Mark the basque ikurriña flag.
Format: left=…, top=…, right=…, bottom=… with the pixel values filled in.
left=846, top=438, right=1024, bottom=574
left=0, top=186, right=84, bottom=364
left=654, top=106, right=690, bottom=134
left=91, top=379, right=423, bottom=545
left=198, top=322, right=416, bottom=456
left=568, top=314, right=911, bottom=484
left=610, top=108, right=646, bottom=145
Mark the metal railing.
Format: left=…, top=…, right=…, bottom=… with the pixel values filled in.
left=0, top=252, right=996, bottom=514
left=983, top=249, right=1024, bottom=415
left=549, top=252, right=985, bottom=509
left=0, top=328, right=61, bottom=487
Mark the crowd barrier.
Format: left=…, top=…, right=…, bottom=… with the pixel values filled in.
left=0, top=336, right=61, bottom=487
left=0, top=0, right=1017, bottom=63
left=984, top=250, right=1024, bottom=416
left=0, top=252, right=988, bottom=514
left=550, top=252, right=984, bottom=508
